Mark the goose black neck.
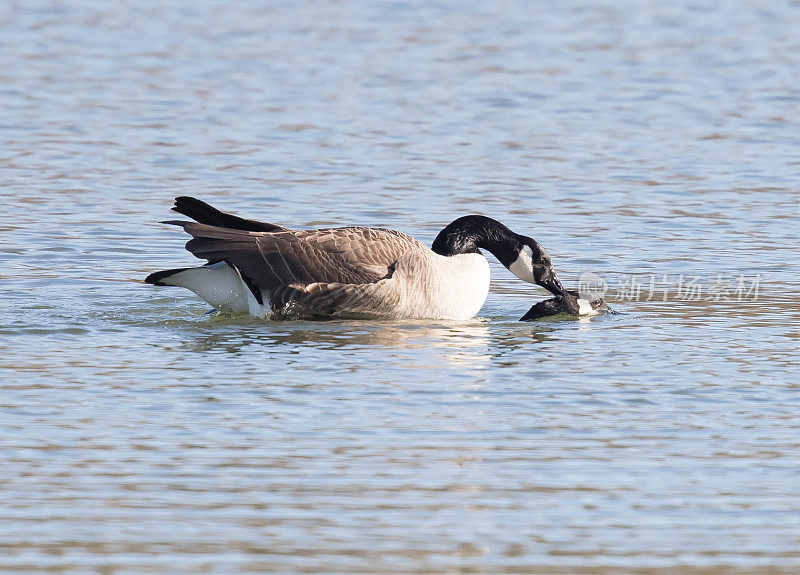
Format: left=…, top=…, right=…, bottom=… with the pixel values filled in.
left=431, top=215, right=521, bottom=266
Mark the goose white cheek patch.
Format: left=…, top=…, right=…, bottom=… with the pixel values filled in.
left=508, top=245, right=535, bottom=283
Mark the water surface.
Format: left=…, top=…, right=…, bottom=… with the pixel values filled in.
left=2, top=1, right=800, bottom=573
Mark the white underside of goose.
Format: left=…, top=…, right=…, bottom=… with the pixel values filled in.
left=155, top=261, right=266, bottom=318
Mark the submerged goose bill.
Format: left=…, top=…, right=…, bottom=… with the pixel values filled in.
left=145, top=197, right=567, bottom=321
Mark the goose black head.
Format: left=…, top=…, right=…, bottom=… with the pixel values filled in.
left=431, top=216, right=566, bottom=296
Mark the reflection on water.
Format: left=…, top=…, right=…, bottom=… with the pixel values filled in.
left=185, top=318, right=496, bottom=368
left=2, top=0, right=800, bottom=573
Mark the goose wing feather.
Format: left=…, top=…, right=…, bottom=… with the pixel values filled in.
left=291, top=226, right=422, bottom=275
left=168, top=221, right=425, bottom=290
left=269, top=249, right=437, bottom=319
left=271, top=280, right=401, bottom=318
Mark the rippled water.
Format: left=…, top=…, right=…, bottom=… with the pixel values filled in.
left=2, top=1, right=800, bottom=573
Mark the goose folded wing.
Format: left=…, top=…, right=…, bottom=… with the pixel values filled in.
left=270, top=279, right=401, bottom=318
left=292, top=226, right=423, bottom=275
left=168, top=221, right=421, bottom=290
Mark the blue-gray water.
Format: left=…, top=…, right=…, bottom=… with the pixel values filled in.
left=2, top=1, right=800, bottom=573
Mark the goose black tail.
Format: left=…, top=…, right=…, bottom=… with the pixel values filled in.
left=171, top=196, right=283, bottom=232
left=144, top=267, right=190, bottom=286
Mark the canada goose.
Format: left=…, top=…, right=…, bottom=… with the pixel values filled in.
left=520, top=290, right=606, bottom=321
left=145, top=197, right=566, bottom=320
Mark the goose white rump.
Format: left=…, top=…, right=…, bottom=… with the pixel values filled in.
left=145, top=197, right=565, bottom=320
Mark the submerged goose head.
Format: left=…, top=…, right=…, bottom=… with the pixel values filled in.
left=520, top=291, right=607, bottom=321
left=431, top=215, right=565, bottom=296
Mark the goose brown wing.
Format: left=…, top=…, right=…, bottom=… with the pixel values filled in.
left=268, top=248, right=430, bottom=318
left=270, top=280, right=401, bottom=319
left=292, top=226, right=423, bottom=277
left=167, top=221, right=424, bottom=290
